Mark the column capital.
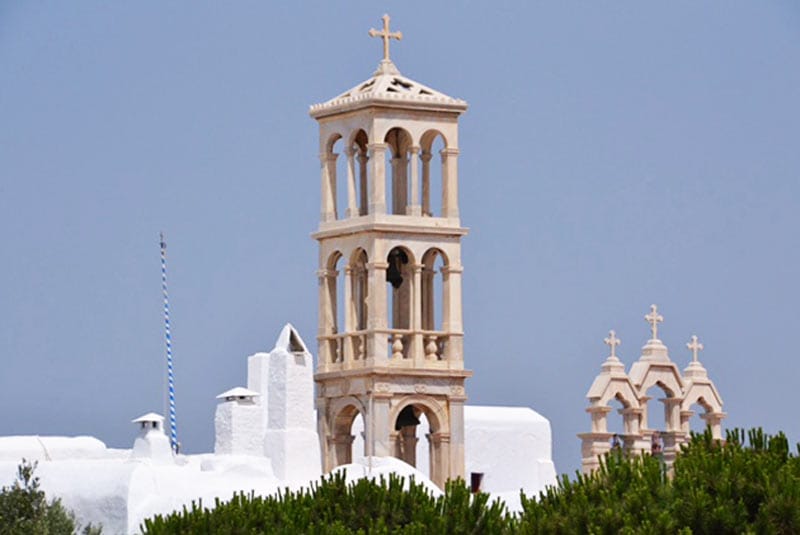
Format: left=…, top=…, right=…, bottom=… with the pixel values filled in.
left=319, top=152, right=339, bottom=163
left=441, top=265, right=464, bottom=275
left=343, top=147, right=356, bottom=157
left=367, top=142, right=388, bottom=151
left=408, top=145, right=420, bottom=155
left=440, top=147, right=460, bottom=157
left=366, top=261, right=389, bottom=271
left=420, top=151, right=433, bottom=163
left=316, top=269, right=338, bottom=279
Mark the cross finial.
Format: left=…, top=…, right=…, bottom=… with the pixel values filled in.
left=604, top=330, right=621, bottom=358
left=687, top=335, right=704, bottom=363
left=369, top=14, right=402, bottom=62
left=644, top=304, right=664, bottom=340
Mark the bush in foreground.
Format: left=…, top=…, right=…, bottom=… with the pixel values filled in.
left=0, top=460, right=101, bottom=535
left=142, top=428, right=800, bottom=534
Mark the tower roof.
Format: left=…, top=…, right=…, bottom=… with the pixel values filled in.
left=309, top=60, right=467, bottom=119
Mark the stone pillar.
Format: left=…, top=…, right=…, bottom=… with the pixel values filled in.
left=441, top=148, right=460, bottom=219
left=703, top=412, right=725, bottom=440
left=367, top=394, right=392, bottom=457
left=588, top=405, right=612, bottom=434
left=366, top=261, right=389, bottom=365
left=449, top=398, right=466, bottom=480
left=411, top=264, right=424, bottom=364
left=317, top=268, right=337, bottom=369
left=330, top=434, right=355, bottom=467
left=343, top=266, right=354, bottom=364
left=442, top=265, right=464, bottom=363
left=680, top=409, right=694, bottom=435
left=358, top=152, right=369, bottom=215
left=421, top=151, right=432, bottom=216
left=577, top=432, right=613, bottom=474
left=429, top=432, right=451, bottom=489
left=390, top=153, right=408, bottom=214
left=368, top=143, right=387, bottom=215
left=407, top=147, right=421, bottom=216
left=664, top=397, right=681, bottom=432
left=345, top=148, right=358, bottom=218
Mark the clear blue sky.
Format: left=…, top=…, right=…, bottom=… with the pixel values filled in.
left=1, top=2, right=798, bottom=476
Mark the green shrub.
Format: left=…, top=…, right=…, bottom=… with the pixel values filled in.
left=0, top=459, right=101, bottom=535
left=142, top=429, right=800, bottom=534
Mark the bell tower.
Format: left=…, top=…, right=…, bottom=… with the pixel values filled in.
left=310, top=15, right=471, bottom=488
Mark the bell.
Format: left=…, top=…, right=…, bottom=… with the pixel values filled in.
left=386, top=249, right=407, bottom=289
left=395, top=405, right=421, bottom=430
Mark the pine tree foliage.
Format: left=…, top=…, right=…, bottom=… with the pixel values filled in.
left=0, top=460, right=101, bottom=535
left=142, top=472, right=509, bottom=534
left=141, top=428, right=800, bottom=534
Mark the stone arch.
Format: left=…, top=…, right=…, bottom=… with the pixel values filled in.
left=322, top=251, right=345, bottom=364
left=419, top=129, right=448, bottom=216
left=349, top=248, right=369, bottom=334
left=680, top=384, right=724, bottom=437
left=384, top=127, right=413, bottom=215
left=389, top=395, right=449, bottom=478
left=327, top=397, right=367, bottom=468
left=386, top=246, right=415, bottom=360
left=421, top=248, right=449, bottom=359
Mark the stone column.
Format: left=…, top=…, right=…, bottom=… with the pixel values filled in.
left=429, top=432, right=451, bottom=488
left=365, top=261, right=389, bottom=365
left=358, top=151, right=369, bottom=215
left=421, top=151, right=432, bottom=216
left=345, top=148, right=358, bottom=218
left=680, top=409, right=694, bottom=435
left=317, top=268, right=337, bottom=369
left=330, top=434, right=355, bottom=468
left=449, top=397, right=466, bottom=480
left=664, top=397, right=681, bottom=432
left=440, top=148, right=460, bottom=219
left=411, top=264, right=424, bottom=364
left=368, top=143, right=387, bottom=215
left=407, top=147, right=421, bottom=216
left=320, top=153, right=337, bottom=222
left=441, top=265, right=464, bottom=363
left=343, top=266, right=354, bottom=365
left=390, top=153, right=408, bottom=214
left=367, top=394, right=392, bottom=457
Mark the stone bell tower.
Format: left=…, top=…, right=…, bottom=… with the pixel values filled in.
left=310, top=15, right=471, bottom=488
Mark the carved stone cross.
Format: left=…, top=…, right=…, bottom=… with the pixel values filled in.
left=645, top=304, right=663, bottom=340
left=604, top=330, right=621, bottom=358
left=687, top=335, right=704, bottom=362
left=369, top=14, right=402, bottom=62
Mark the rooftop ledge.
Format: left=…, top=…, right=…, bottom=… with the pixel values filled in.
left=312, top=214, right=468, bottom=240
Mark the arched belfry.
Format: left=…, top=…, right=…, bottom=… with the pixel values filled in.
left=578, top=305, right=726, bottom=474
left=310, top=15, right=471, bottom=488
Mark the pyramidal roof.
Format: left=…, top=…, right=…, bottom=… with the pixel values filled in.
left=309, top=60, right=467, bottom=118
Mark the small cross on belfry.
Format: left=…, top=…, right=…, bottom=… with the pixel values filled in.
left=687, top=335, right=704, bottom=362
left=369, top=14, right=402, bottom=62
left=645, top=304, right=664, bottom=340
left=604, top=330, right=621, bottom=358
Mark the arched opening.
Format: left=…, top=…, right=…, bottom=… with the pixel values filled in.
left=386, top=246, right=413, bottom=359
left=642, top=382, right=676, bottom=455
left=325, top=251, right=344, bottom=363
left=606, top=396, right=626, bottom=446
left=421, top=248, right=448, bottom=360
left=392, top=402, right=441, bottom=479
left=384, top=128, right=413, bottom=215
left=420, top=130, right=446, bottom=217
left=348, top=249, right=368, bottom=361
left=331, top=403, right=364, bottom=467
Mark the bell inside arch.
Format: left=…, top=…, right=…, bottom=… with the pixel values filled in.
left=386, top=248, right=408, bottom=289
left=395, top=405, right=421, bottom=430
